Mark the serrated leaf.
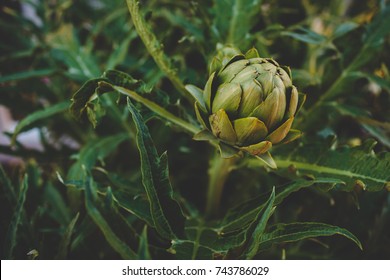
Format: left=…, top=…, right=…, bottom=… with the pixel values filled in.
left=102, top=70, right=141, bottom=90
left=267, top=140, right=390, bottom=191
left=12, top=101, right=70, bottom=145
left=84, top=177, right=138, bottom=259
left=70, top=78, right=107, bottom=119
left=127, top=98, right=185, bottom=240
left=258, top=222, right=362, bottom=251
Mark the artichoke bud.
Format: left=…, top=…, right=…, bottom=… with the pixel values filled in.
left=195, top=47, right=305, bottom=160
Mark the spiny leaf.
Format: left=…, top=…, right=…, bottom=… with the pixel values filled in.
left=127, top=98, right=185, bottom=240
left=258, top=222, right=362, bottom=251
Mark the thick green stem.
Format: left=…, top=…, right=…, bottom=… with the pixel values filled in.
left=126, top=0, right=193, bottom=102
left=113, top=85, right=200, bottom=135
left=206, top=154, right=237, bottom=219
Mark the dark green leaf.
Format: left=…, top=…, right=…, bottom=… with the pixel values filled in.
left=169, top=240, right=216, bottom=260
left=56, top=213, right=80, bottom=259
left=219, top=179, right=339, bottom=233
left=67, top=133, right=129, bottom=180
left=127, top=98, right=185, bottom=240
left=4, top=176, right=29, bottom=259
left=12, top=101, right=70, bottom=145
left=112, top=189, right=154, bottom=226
left=214, top=0, right=263, bottom=47
left=0, top=69, right=57, bottom=83
left=138, top=226, right=152, bottom=260
left=283, top=28, right=326, bottom=45
left=250, top=139, right=390, bottom=191
left=85, top=177, right=137, bottom=259
left=259, top=222, right=362, bottom=251
left=69, top=78, right=107, bottom=120
left=241, top=187, right=275, bottom=259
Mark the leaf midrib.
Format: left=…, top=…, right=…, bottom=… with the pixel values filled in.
left=276, top=159, right=388, bottom=184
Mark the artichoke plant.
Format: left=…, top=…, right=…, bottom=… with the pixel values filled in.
left=187, top=47, right=305, bottom=165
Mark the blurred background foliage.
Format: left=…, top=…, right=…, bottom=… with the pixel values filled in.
left=1, top=0, right=389, bottom=259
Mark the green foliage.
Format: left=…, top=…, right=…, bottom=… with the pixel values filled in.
left=1, top=0, right=389, bottom=260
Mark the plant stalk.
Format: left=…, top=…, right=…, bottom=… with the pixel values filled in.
left=126, top=0, right=193, bottom=102
left=206, top=153, right=237, bottom=219
left=113, top=85, right=200, bottom=135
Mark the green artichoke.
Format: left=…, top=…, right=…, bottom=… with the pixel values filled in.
left=186, top=47, right=305, bottom=164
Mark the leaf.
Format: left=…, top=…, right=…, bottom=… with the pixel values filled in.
left=219, top=179, right=330, bottom=233
left=127, top=98, right=186, bottom=240
left=56, top=213, right=79, bottom=259
left=106, top=34, right=136, bottom=69
left=332, top=22, right=359, bottom=39
left=349, top=5, right=390, bottom=71
left=248, top=139, right=390, bottom=191
left=349, top=71, right=390, bottom=93
left=282, top=27, right=327, bottom=45
left=258, top=222, right=362, bottom=251
left=137, top=226, right=152, bottom=260
left=47, top=24, right=100, bottom=80
left=213, top=0, right=263, bottom=47
left=69, top=70, right=142, bottom=122
left=0, top=165, right=17, bottom=203
left=0, top=69, right=57, bottom=83
left=169, top=240, right=216, bottom=260
left=4, top=176, right=29, bottom=259
left=241, top=187, right=275, bottom=259
left=111, top=189, right=154, bottom=226
left=44, top=182, right=71, bottom=225
left=85, top=177, right=137, bottom=259
left=11, top=101, right=70, bottom=145
left=67, top=133, right=129, bottom=180
left=69, top=78, right=107, bottom=120
left=125, top=0, right=192, bottom=100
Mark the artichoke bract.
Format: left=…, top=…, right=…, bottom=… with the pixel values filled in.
left=186, top=47, right=305, bottom=165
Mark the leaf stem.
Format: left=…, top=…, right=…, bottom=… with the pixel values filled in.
left=126, top=0, right=193, bottom=101
left=113, top=85, right=200, bottom=135
left=206, top=153, right=237, bottom=219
